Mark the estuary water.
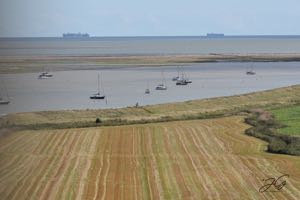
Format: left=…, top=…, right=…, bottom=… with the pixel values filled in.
left=1, top=36, right=300, bottom=56
left=1, top=62, right=300, bottom=115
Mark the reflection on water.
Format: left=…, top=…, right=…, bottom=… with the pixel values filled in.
left=1, top=62, right=300, bottom=115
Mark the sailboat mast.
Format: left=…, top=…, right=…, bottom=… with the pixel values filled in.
left=1, top=80, right=9, bottom=101
left=100, top=73, right=105, bottom=95
left=97, top=73, right=100, bottom=93
left=161, top=71, right=166, bottom=84
left=5, top=83, right=9, bottom=99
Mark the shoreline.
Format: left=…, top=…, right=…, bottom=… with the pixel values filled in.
left=1, top=84, right=300, bottom=130
left=1, top=53, right=300, bottom=74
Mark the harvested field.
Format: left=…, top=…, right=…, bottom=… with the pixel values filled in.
left=0, top=116, right=300, bottom=199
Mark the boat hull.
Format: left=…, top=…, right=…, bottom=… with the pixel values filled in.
left=246, top=72, right=256, bottom=75
left=176, top=81, right=188, bottom=85
left=90, top=96, right=105, bottom=99
left=156, top=87, right=167, bottom=90
left=0, top=101, right=10, bottom=105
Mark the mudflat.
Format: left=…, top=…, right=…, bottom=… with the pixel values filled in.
left=1, top=53, right=300, bottom=73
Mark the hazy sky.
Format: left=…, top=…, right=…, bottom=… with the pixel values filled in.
left=0, top=0, right=299, bottom=37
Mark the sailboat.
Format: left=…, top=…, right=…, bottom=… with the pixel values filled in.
left=145, top=88, right=150, bottom=94
left=0, top=81, right=10, bottom=105
left=0, top=98, right=9, bottom=105
left=172, top=67, right=180, bottom=81
left=246, top=63, right=256, bottom=75
left=38, top=67, right=53, bottom=79
left=175, top=70, right=192, bottom=85
left=145, top=82, right=150, bottom=94
left=90, top=73, right=105, bottom=99
left=176, top=73, right=188, bottom=85
left=156, top=71, right=167, bottom=90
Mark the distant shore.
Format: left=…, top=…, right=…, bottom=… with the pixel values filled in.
left=1, top=53, right=300, bottom=73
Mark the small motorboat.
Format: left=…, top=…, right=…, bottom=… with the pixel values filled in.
left=156, top=84, right=167, bottom=90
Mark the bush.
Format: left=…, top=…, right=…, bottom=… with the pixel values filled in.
left=268, top=138, right=287, bottom=154
left=95, top=118, right=102, bottom=123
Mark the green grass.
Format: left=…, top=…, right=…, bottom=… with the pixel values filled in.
left=272, top=105, right=300, bottom=136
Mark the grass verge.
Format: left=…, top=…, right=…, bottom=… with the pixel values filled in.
left=272, top=105, right=300, bottom=136
left=245, top=108, right=300, bottom=156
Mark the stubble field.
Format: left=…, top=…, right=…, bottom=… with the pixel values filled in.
left=0, top=116, right=300, bottom=200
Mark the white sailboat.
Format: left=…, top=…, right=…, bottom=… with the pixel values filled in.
left=38, top=67, right=53, bottom=79
left=175, top=70, right=192, bottom=85
left=246, top=63, right=256, bottom=75
left=90, top=73, right=105, bottom=99
left=145, top=82, right=150, bottom=94
left=172, top=67, right=180, bottom=81
left=156, top=71, right=167, bottom=90
left=0, top=81, right=10, bottom=105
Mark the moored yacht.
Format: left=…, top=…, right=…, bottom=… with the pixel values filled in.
left=175, top=72, right=192, bottom=85
left=90, top=92, right=105, bottom=99
left=145, top=82, right=150, bottom=94
left=156, top=71, right=167, bottom=90
left=38, top=72, right=53, bottom=79
left=0, top=98, right=10, bottom=105
left=176, top=80, right=188, bottom=85
left=156, top=84, right=167, bottom=90
left=184, top=79, right=192, bottom=83
left=0, top=81, right=10, bottom=105
left=172, top=67, right=181, bottom=81
left=246, top=63, right=256, bottom=75
left=246, top=70, right=256, bottom=75
left=90, top=73, right=105, bottom=100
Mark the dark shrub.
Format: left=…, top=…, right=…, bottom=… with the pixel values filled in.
left=268, top=138, right=287, bottom=154
left=95, top=118, right=102, bottom=123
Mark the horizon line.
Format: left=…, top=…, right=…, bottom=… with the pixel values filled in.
left=1, top=34, right=300, bottom=39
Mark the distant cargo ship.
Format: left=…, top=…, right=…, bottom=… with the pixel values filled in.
left=206, top=33, right=225, bottom=38
left=62, top=33, right=90, bottom=38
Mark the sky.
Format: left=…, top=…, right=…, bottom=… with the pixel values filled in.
left=0, top=0, right=299, bottom=37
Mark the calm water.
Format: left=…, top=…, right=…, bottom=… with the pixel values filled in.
left=1, top=62, right=300, bottom=115
left=1, top=36, right=300, bottom=56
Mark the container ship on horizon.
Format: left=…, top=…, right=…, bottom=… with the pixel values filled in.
left=206, top=33, right=225, bottom=38
left=62, top=33, right=90, bottom=38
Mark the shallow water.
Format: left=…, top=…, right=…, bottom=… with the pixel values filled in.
left=1, top=62, right=300, bottom=115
